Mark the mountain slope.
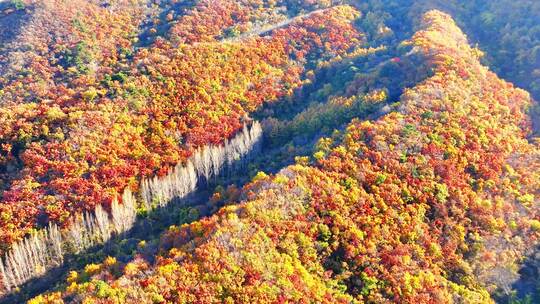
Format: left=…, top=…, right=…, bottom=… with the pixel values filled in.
left=0, top=2, right=361, bottom=255
left=28, top=10, right=539, bottom=304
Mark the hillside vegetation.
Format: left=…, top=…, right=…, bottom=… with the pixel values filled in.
left=28, top=8, right=540, bottom=304
left=0, top=0, right=537, bottom=303
left=0, top=0, right=361, bottom=253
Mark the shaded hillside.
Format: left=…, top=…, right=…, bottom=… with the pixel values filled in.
left=0, top=1, right=32, bottom=46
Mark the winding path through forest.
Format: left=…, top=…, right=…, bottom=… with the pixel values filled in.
left=222, top=9, right=325, bottom=43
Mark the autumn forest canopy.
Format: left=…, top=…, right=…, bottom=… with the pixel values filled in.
left=0, top=0, right=538, bottom=303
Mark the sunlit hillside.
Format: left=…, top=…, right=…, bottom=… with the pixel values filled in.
left=0, top=1, right=538, bottom=303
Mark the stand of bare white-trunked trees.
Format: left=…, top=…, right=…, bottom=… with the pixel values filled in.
left=0, top=122, right=263, bottom=293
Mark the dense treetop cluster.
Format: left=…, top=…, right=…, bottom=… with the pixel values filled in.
left=0, top=0, right=538, bottom=303
left=0, top=0, right=361, bottom=252
left=28, top=8, right=540, bottom=304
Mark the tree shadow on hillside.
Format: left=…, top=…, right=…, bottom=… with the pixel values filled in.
left=510, top=246, right=540, bottom=303
left=0, top=2, right=34, bottom=53
left=0, top=149, right=260, bottom=303
left=136, top=0, right=197, bottom=48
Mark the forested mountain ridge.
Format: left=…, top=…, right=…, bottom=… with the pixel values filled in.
left=26, top=7, right=540, bottom=304
left=0, top=0, right=538, bottom=303
left=0, top=0, right=362, bottom=254
left=411, top=0, right=540, bottom=101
